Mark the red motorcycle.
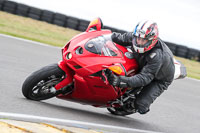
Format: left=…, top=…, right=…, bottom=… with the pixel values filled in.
left=22, top=18, right=140, bottom=116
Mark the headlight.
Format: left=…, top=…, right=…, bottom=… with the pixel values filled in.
left=66, top=52, right=72, bottom=60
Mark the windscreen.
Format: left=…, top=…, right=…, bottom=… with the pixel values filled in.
left=85, top=35, right=121, bottom=56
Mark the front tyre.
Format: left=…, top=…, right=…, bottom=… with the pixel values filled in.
left=22, top=63, right=65, bottom=101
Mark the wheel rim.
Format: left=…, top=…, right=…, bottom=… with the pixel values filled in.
left=29, top=75, right=63, bottom=100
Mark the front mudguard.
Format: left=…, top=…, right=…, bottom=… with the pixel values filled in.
left=54, top=61, right=74, bottom=90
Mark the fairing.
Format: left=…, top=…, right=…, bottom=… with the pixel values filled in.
left=57, top=29, right=138, bottom=106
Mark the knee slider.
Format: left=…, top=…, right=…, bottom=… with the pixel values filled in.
left=135, top=101, right=150, bottom=114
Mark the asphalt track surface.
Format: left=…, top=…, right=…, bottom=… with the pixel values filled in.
left=0, top=34, right=200, bottom=133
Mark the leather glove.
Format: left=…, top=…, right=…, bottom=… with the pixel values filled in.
left=107, top=73, right=120, bottom=87
left=107, top=73, right=128, bottom=88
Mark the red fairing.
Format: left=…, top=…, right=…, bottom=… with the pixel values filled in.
left=54, top=61, right=74, bottom=90
left=56, top=20, right=138, bottom=106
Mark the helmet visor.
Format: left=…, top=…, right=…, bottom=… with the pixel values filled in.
left=132, top=37, right=151, bottom=48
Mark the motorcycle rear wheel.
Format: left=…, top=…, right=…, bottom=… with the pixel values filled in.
left=22, top=63, right=65, bottom=101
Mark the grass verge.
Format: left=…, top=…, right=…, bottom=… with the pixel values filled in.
left=0, top=11, right=200, bottom=80
left=0, top=11, right=80, bottom=47
left=175, top=57, right=200, bottom=80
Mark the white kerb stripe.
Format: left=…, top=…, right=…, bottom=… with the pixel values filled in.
left=0, top=112, right=162, bottom=133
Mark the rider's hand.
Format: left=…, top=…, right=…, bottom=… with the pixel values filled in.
left=107, top=73, right=120, bottom=87
left=107, top=72, right=129, bottom=88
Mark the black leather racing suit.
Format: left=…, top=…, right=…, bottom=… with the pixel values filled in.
left=111, top=32, right=175, bottom=114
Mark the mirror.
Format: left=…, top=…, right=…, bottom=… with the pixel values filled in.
left=86, top=18, right=103, bottom=32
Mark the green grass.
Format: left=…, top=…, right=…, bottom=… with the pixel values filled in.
left=175, top=57, right=200, bottom=80
left=0, top=11, right=80, bottom=47
left=0, top=11, right=200, bottom=80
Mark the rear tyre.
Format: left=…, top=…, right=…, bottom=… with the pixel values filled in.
left=107, top=106, right=135, bottom=116
left=22, top=63, right=65, bottom=101
left=107, top=98, right=136, bottom=116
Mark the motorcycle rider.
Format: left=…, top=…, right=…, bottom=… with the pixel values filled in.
left=108, top=20, right=175, bottom=114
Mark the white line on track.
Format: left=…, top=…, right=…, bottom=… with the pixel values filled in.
left=0, top=33, right=60, bottom=49
left=0, top=112, right=162, bottom=133
left=186, top=77, right=200, bottom=82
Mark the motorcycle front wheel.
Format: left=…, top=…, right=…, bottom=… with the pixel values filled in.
left=22, top=63, right=65, bottom=101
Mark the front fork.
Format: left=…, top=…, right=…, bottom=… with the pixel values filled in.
left=54, top=61, right=74, bottom=91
